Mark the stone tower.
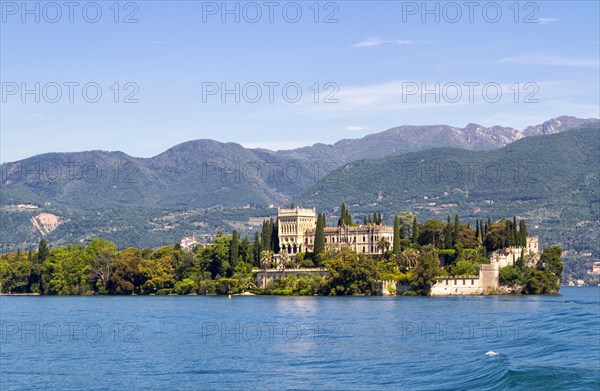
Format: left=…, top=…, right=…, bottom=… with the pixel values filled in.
left=277, top=207, right=317, bottom=254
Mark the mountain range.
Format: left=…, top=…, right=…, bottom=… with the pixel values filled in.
left=1, top=116, right=598, bottom=259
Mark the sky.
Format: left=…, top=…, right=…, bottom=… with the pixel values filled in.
left=1, top=0, right=599, bottom=162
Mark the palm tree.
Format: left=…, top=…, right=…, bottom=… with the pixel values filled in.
left=260, top=250, right=273, bottom=270
left=278, top=251, right=290, bottom=278
left=377, top=237, right=391, bottom=254
left=398, top=249, right=420, bottom=270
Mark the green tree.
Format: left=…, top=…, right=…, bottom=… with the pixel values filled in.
left=377, top=236, right=391, bottom=254
left=499, top=265, right=523, bottom=286
left=253, top=232, right=261, bottom=267
left=455, top=224, right=478, bottom=249
left=314, top=212, right=326, bottom=255
left=109, top=247, right=142, bottom=294
left=449, top=260, right=477, bottom=277
left=411, top=216, right=418, bottom=244
left=229, top=230, right=240, bottom=269
left=260, top=250, right=273, bottom=270
left=418, top=220, right=445, bottom=247
left=410, top=245, right=440, bottom=295
left=324, top=249, right=379, bottom=295
left=86, top=238, right=117, bottom=294
left=337, top=202, right=352, bottom=226
left=398, top=248, right=419, bottom=270
left=484, top=221, right=507, bottom=251
left=40, top=245, right=89, bottom=295
left=453, top=215, right=460, bottom=247
left=174, top=278, right=196, bottom=295
left=0, top=252, right=32, bottom=293
left=519, top=220, right=528, bottom=246
left=138, top=256, right=175, bottom=294
left=37, top=239, right=49, bottom=263
left=393, top=215, right=401, bottom=255
left=206, top=236, right=231, bottom=278
left=540, top=246, right=563, bottom=278
left=32, top=238, right=50, bottom=293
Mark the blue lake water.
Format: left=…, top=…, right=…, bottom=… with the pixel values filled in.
left=1, top=287, right=599, bottom=390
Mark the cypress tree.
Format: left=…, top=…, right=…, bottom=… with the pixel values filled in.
left=393, top=215, right=401, bottom=254
left=338, top=204, right=344, bottom=226
left=314, top=213, right=325, bottom=255
left=36, top=239, right=49, bottom=294
left=453, top=214, right=460, bottom=246
left=475, top=219, right=480, bottom=240
left=519, top=220, right=528, bottom=246
left=411, top=216, right=418, bottom=244
left=37, top=239, right=49, bottom=264
left=229, top=230, right=239, bottom=268
left=363, top=216, right=367, bottom=225
left=261, top=219, right=271, bottom=250
left=253, top=232, right=261, bottom=266
left=512, top=216, right=518, bottom=247
left=240, top=236, right=251, bottom=264
left=367, top=214, right=372, bottom=224
left=444, top=215, right=452, bottom=248
left=271, top=219, right=279, bottom=253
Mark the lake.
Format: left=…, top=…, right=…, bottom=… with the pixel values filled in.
left=1, top=287, right=598, bottom=390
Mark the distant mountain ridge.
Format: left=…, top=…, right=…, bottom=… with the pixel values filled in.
left=0, top=116, right=598, bottom=250
left=523, top=116, right=600, bottom=137
left=298, top=125, right=600, bottom=259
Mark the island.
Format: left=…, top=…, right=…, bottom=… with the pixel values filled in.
left=0, top=203, right=562, bottom=296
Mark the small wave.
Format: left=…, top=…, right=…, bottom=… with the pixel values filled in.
left=486, top=351, right=501, bottom=356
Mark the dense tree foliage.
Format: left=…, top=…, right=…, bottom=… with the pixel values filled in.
left=410, top=245, right=441, bottom=295
left=0, top=215, right=561, bottom=296
left=323, top=248, right=379, bottom=295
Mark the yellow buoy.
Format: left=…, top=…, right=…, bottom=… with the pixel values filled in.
left=228, top=294, right=232, bottom=299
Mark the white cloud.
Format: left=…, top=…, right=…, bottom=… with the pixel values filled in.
left=352, top=37, right=416, bottom=48
left=499, top=54, right=599, bottom=68
left=345, top=126, right=365, bottom=131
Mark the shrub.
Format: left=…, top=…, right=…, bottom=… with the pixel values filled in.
left=299, top=259, right=315, bottom=268
left=198, top=279, right=217, bottom=295
left=499, top=266, right=523, bottom=286
left=174, top=278, right=196, bottom=295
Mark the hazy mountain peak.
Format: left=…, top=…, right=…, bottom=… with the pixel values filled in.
left=523, top=116, right=600, bottom=137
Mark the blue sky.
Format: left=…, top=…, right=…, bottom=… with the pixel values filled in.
left=1, top=0, right=599, bottom=162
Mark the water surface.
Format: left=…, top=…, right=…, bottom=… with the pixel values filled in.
left=1, top=287, right=598, bottom=390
